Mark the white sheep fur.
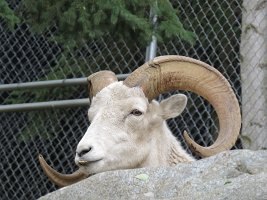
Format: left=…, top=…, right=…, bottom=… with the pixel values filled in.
left=75, top=81, right=195, bottom=175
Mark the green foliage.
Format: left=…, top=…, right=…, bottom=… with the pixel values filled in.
left=155, top=1, right=195, bottom=43
left=0, top=0, right=20, bottom=29
left=10, top=0, right=195, bottom=47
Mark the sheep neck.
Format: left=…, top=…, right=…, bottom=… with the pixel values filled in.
left=139, top=121, right=195, bottom=167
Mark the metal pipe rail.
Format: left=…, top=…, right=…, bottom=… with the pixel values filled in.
left=0, top=99, right=90, bottom=112
left=0, top=74, right=129, bottom=91
left=0, top=74, right=129, bottom=112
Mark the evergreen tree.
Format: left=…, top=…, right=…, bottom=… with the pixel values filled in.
left=2, top=0, right=195, bottom=47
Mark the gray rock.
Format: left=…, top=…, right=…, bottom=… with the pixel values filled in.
left=39, top=150, right=267, bottom=200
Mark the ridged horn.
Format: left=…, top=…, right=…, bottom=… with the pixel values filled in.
left=38, top=154, right=88, bottom=187
left=88, top=70, right=118, bottom=100
left=124, top=55, right=241, bottom=157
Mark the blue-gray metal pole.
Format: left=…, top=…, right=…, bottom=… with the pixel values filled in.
left=145, top=3, right=158, bottom=62
left=145, top=35, right=157, bottom=62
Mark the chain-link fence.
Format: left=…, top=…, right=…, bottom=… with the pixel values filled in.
left=1, top=0, right=266, bottom=199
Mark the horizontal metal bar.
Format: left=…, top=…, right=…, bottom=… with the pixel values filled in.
left=117, top=74, right=129, bottom=80
left=0, top=74, right=129, bottom=91
left=0, top=73, right=130, bottom=112
left=0, top=98, right=90, bottom=112
left=0, top=78, right=87, bottom=91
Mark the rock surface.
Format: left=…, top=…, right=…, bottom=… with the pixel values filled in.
left=39, top=150, right=267, bottom=200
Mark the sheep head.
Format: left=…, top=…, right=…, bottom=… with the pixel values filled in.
left=76, top=82, right=188, bottom=175
left=39, top=55, right=241, bottom=187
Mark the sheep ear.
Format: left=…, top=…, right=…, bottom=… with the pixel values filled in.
left=159, top=94, right=187, bottom=120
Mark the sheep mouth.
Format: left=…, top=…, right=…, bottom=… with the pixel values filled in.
left=77, top=159, right=102, bottom=166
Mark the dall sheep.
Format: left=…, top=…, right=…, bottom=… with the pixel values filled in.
left=39, top=55, right=241, bottom=187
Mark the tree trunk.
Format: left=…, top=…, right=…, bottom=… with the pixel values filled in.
left=240, top=0, right=267, bottom=150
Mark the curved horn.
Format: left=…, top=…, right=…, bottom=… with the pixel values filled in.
left=124, top=55, right=241, bottom=157
left=38, top=154, right=88, bottom=187
left=88, top=70, right=118, bottom=100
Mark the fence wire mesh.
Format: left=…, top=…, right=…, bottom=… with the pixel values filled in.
left=0, top=0, right=266, bottom=199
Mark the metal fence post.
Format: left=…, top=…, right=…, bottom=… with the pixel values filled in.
left=145, top=2, right=158, bottom=62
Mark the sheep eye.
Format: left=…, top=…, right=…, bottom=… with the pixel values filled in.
left=130, top=109, right=143, bottom=116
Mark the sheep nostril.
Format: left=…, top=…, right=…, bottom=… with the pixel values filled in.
left=78, top=146, right=92, bottom=157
